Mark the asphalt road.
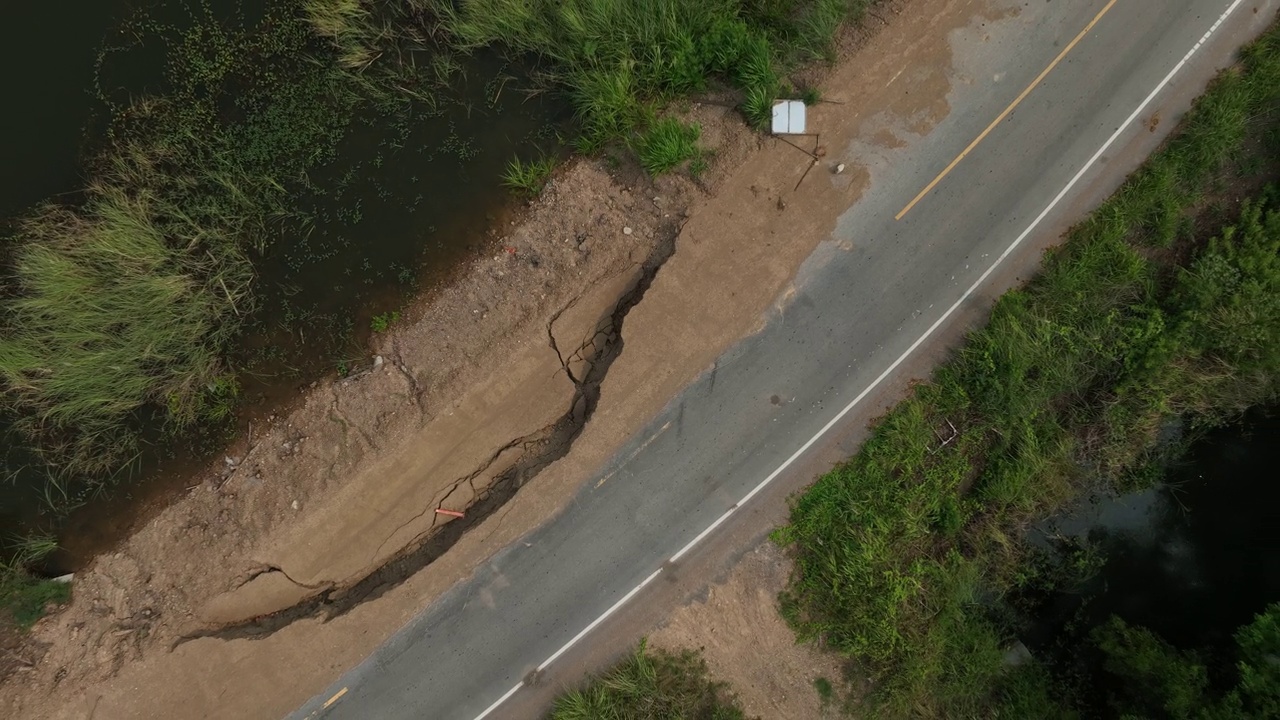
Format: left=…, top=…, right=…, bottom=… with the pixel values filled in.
left=291, top=1, right=1274, bottom=718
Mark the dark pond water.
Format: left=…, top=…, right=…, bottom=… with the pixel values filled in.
left=1025, top=409, right=1280, bottom=699
left=0, top=3, right=125, bottom=217
left=0, top=0, right=570, bottom=568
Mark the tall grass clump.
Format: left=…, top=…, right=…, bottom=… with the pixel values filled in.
left=549, top=640, right=751, bottom=720
left=0, top=0, right=390, bottom=489
left=776, top=18, right=1280, bottom=717
left=501, top=154, right=557, bottom=196
left=303, top=0, right=381, bottom=70
left=634, top=118, right=702, bottom=175
left=743, top=0, right=872, bottom=63
left=0, top=162, right=254, bottom=477
left=300, top=0, right=448, bottom=103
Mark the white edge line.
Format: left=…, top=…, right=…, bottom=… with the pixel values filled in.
left=472, top=682, right=524, bottom=720
left=469, top=2, right=1245, bottom=717
left=474, top=567, right=662, bottom=719
left=536, top=568, right=664, bottom=672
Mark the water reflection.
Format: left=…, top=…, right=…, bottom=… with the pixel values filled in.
left=1029, top=410, right=1280, bottom=656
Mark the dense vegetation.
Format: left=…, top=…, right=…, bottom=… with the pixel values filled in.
left=427, top=0, right=866, bottom=149
left=773, top=17, right=1280, bottom=718
left=1081, top=605, right=1280, bottom=719
left=549, top=641, right=751, bottom=720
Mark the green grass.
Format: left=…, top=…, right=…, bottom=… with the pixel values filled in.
left=634, top=118, right=702, bottom=175
left=502, top=155, right=558, bottom=196
left=774, top=17, right=1280, bottom=718
left=549, top=640, right=751, bottom=720
left=0, top=178, right=253, bottom=477
left=0, top=0, right=420, bottom=498
left=428, top=0, right=867, bottom=151
left=1, top=535, right=71, bottom=629
left=303, top=0, right=380, bottom=70
left=1, top=574, right=71, bottom=630
left=370, top=310, right=402, bottom=332
left=814, top=676, right=835, bottom=704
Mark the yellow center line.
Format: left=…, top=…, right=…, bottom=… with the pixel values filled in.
left=322, top=687, right=348, bottom=710
left=895, top=0, right=1119, bottom=220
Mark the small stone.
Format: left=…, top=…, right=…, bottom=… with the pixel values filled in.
left=623, top=227, right=633, bottom=235
left=835, top=163, right=846, bottom=174
left=291, top=500, right=300, bottom=511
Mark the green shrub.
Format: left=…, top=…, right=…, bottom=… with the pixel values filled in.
left=435, top=0, right=854, bottom=149
left=501, top=155, right=558, bottom=196
left=634, top=118, right=702, bottom=175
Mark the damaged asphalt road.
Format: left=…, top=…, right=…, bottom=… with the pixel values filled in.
left=290, top=1, right=1274, bottom=718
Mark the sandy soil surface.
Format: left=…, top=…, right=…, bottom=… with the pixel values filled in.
left=0, top=0, right=996, bottom=716
left=650, top=542, right=848, bottom=719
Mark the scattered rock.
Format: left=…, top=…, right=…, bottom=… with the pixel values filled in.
left=623, top=226, right=633, bottom=235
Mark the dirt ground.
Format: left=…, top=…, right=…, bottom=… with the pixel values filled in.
left=650, top=542, right=848, bottom=719
left=0, top=0, right=1009, bottom=717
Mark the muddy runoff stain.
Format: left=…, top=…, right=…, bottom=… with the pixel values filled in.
left=831, top=0, right=1023, bottom=239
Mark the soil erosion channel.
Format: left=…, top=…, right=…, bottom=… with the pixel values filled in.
left=186, top=232, right=679, bottom=639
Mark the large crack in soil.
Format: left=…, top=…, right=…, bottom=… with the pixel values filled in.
left=178, top=228, right=680, bottom=645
